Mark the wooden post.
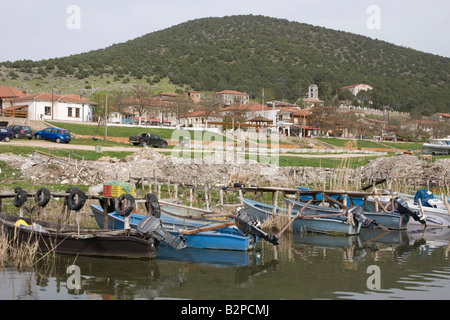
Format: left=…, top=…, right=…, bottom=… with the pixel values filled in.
left=174, top=184, right=178, bottom=199
left=205, top=185, right=210, bottom=211
left=272, top=191, right=279, bottom=218
left=239, top=190, right=244, bottom=207
left=220, top=188, right=224, bottom=208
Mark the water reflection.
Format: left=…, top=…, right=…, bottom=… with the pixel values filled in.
left=0, top=226, right=448, bottom=300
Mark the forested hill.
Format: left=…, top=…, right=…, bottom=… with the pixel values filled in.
left=2, top=15, right=450, bottom=114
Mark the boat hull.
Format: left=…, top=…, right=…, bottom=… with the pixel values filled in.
left=365, top=198, right=450, bottom=227
left=285, top=198, right=409, bottom=230
left=242, top=199, right=362, bottom=236
left=0, top=213, right=158, bottom=259
left=91, top=205, right=256, bottom=251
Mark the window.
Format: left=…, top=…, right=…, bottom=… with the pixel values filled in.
left=75, top=108, right=80, bottom=118
left=45, top=106, right=51, bottom=116
left=68, top=108, right=73, bottom=117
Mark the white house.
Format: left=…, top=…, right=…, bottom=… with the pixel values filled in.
left=341, top=83, right=373, bottom=96
left=3, top=92, right=97, bottom=122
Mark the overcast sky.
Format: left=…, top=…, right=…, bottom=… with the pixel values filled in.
left=1, top=0, right=449, bottom=62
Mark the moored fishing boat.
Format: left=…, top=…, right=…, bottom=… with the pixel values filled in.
left=241, top=198, right=363, bottom=236
left=91, top=204, right=258, bottom=251
left=365, top=190, right=449, bottom=227
left=284, top=198, right=410, bottom=230
left=0, top=212, right=160, bottom=259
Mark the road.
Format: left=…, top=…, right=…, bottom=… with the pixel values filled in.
left=1, top=139, right=381, bottom=158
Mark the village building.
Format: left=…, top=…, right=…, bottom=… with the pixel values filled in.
left=2, top=92, right=97, bottom=122
left=296, top=84, right=325, bottom=108
left=186, top=90, right=201, bottom=103
left=213, top=90, right=250, bottom=106
left=0, top=87, right=25, bottom=114
left=178, top=110, right=223, bottom=128
left=341, top=83, right=374, bottom=96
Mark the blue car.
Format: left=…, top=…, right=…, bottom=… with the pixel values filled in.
left=34, top=127, right=71, bottom=143
left=0, top=127, right=13, bottom=142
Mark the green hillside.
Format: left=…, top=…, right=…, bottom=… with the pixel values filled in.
left=1, top=15, right=449, bottom=114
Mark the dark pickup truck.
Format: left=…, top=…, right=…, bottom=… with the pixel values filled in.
left=129, top=133, right=168, bottom=148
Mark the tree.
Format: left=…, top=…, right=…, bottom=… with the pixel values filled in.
left=124, top=84, right=154, bottom=125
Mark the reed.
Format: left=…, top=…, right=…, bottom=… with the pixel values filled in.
left=0, top=226, right=42, bottom=269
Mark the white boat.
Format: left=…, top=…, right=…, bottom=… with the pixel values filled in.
left=365, top=190, right=450, bottom=227
left=422, top=137, right=450, bottom=154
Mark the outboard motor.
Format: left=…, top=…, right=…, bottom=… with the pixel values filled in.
left=394, top=197, right=427, bottom=225
left=137, top=215, right=187, bottom=250
left=348, top=206, right=380, bottom=229
left=235, top=208, right=279, bottom=246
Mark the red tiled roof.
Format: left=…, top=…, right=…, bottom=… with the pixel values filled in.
left=5, top=92, right=97, bottom=105
left=0, top=87, right=24, bottom=99
left=221, top=102, right=271, bottom=112
left=302, top=98, right=324, bottom=103
left=214, top=90, right=248, bottom=96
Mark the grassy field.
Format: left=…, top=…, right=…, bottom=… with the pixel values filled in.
left=315, top=137, right=424, bottom=151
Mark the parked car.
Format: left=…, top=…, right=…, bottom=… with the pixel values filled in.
left=0, top=128, right=13, bottom=142
left=34, top=127, right=71, bottom=143
left=129, top=133, right=168, bottom=148
left=8, top=125, right=33, bottom=140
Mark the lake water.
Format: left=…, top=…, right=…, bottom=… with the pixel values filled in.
left=1, top=225, right=449, bottom=302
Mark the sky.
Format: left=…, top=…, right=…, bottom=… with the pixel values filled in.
left=1, top=0, right=450, bottom=62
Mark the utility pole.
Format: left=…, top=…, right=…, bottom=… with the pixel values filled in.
left=104, top=94, right=108, bottom=141
left=51, top=87, right=54, bottom=120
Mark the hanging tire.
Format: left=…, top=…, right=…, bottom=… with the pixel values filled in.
left=13, top=187, right=28, bottom=208
left=115, top=194, right=135, bottom=217
left=144, top=193, right=161, bottom=218
left=35, top=188, right=51, bottom=207
left=99, top=198, right=116, bottom=213
left=66, top=188, right=87, bottom=211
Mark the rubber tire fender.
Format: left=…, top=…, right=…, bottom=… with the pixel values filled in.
left=115, top=194, right=135, bottom=217
left=13, top=187, right=28, bottom=208
left=66, top=188, right=87, bottom=211
left=144, top=193, right=161, bottom=218
left=35, top=188, right=51, bottom=207
left=99, top=198, right=116, bottom=213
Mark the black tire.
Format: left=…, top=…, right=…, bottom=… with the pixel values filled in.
left=99, top=198, right=116, bottom=213
left=115, top=194, right=135, bottom=217
left=161, top=142, right=168, bottom=149
left=35, top=188, right=51, bottom=207
left=4, top=137, right=10, bottom=142
left=144, top=193, right=161, bottom=218
left=14, top=133, right=19, bottom=139
left=66, top=188, right=87, bottom=211
left=56, top=138, right=62, bottom=143
left=13, top=187, right=28, bottom=208
left=36, top=134, right=41, bottom=140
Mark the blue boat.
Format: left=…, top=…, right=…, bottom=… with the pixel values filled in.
left=91, top=205, right=258, bottom=251
left=284, top=198, right=410, bottom=230
left=297, top=187, right=364, bottom=206
left=241, top=198, right=363, bottom=236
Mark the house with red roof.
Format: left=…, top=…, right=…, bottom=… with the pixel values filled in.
left=3, top=91, right=97, bottom=122
left=341, top=83, right=373, bottom=96
left=0, top=87, right=24, bottom=114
